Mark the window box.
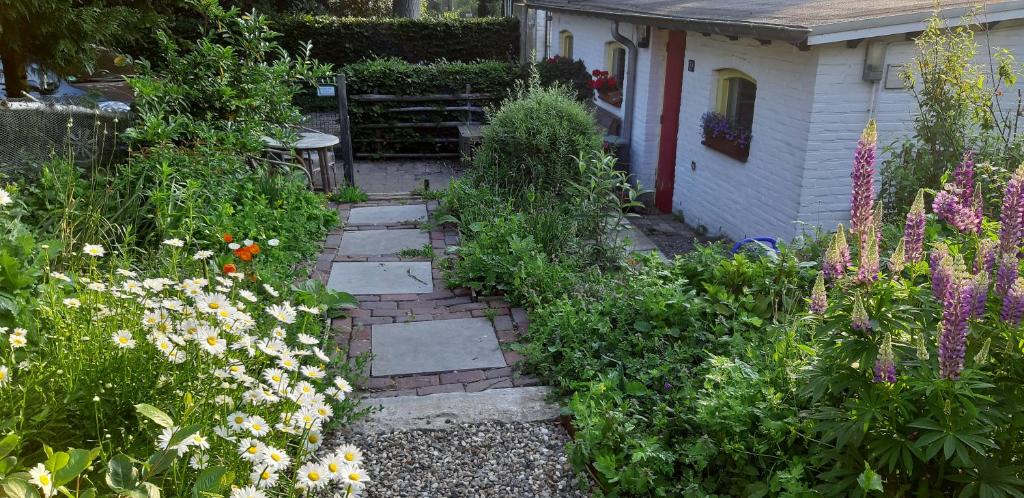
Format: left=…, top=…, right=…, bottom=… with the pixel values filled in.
left=702, top=135, right=749, bottom=162
left=597, top=88, right=623, bottom=107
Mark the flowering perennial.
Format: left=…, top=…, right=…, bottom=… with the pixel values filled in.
left=998, top=166, right=1024, bottom=255
left=938, top=276, right=974, bottom=380
left=823, top=226, right=851, bottom=280
left=904, top=189, right=927, bottom=263
left=933, top=152, right=982, bottom=234
left=850, top=120, right=877, bottom=236
left=873, top=334, right=897, bottom=383
left=1002, top=277, right=1024, bottom=326
left=810, top=273, right=828, bottom=313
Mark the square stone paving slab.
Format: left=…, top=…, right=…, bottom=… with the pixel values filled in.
left=339, top=229, right=430, bottom=256
left=327, top=262, right=433, bottom=294
left=348, top=204, right=427, bottom=225
left=371, top=318, right=507, bottom=376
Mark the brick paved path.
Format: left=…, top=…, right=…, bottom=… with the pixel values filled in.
left=312, top=195, right=540, bottom=397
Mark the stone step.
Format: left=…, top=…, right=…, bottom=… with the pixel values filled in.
left=352, top=387, right=559, bottom=433
left=327, top=261, right=433, bottom=295
left=370, top=317, right=506, bottom=376
left=339, top=229, right=430, bottom=256
left=347, top=204, right=427, bottom=225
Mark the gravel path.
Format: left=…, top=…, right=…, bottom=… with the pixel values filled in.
left=328, top=421, right=590, bottom=497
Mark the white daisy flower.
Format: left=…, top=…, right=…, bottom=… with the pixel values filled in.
left=265, top=303, right=296, bottom=324
left=28, top=463, right=54, bottom=497
left=249, top=467, right=278, bottom=489
left=262, top=284, right=279, bottom=297
left=189, top=433, right=210, bottom=450
left=297, top=333, right=319, bottom=345
left=262, top=368, right=287, bottom=385
left=227, top=411, right=249, bottom=431
left=0, top=365, right=10, bottom=386
left=86, top=282, right=106, bottom=292
left=9, top=335, right=27, bottom=349
left=267, top=238, right=280, bottom=247
left=335, top=444, right=364, bottom=466
left=116, top=268, right=138, bottom=278
left=244, top=239, right=254, bottom=247
left=198, top=329, right=227, bottom=356
left=230, top=485, right=267, bottom=498
left=313, top=347, right=331, bottom=363
left=0, top=188, right=12, bottom=207
left=303, top=430, right=323, bottom=451
left=334, top=376, right=353, bottom=393
left=246, top=415, right=270, bottom=437
left=259, top=446, right=291, bottom=470
left=49, top=271, right=71, bottom=283
left=295, top=462, right=328, bottom=490
left=62, top=298, right=82, bottom=308
left=238, top=289, right=257, bottom=302
left=192, top=250, right=214, bottom=260
left=237, top=437, right=265, bottom=462
left=162, top=238, right=185, bottom=247
left=322, top=453, right=345, bottom=479
left=301, top=365, right=326, bottom=379
left=195, top=293, right=230, bottom=314
left=277, top=356, right=299, bottom=371
left=112, top=330, right=136, bottom=349
left=188, top=453, right=208, bottom=470
left=339, top=464, right=370, bottom=491
left=81, top=244, right=105, bottom=257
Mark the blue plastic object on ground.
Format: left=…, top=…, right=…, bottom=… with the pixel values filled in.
left=731, top=237, right=780, bottom=255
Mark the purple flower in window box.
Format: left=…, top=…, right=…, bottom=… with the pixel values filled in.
left=700, top=112, right=752, bottom=148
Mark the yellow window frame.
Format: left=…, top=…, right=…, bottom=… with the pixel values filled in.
left=715, top=69, right=756, bottom=115
left=559, top=30, right=574, bottom=58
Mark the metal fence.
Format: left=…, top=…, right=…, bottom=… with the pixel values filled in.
left=0, top=99, right=131, bottom=178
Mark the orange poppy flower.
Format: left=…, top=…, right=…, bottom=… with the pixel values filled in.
left=249, top=243, right=261, bottom=255
left=222, top=263, right=237, bottom=274
left=235, top=247, right=253, bottom=261
left=223, top=233, right=234, bottom=243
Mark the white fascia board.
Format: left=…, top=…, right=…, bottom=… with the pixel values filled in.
left=807, top=3, right=1024, bottom=45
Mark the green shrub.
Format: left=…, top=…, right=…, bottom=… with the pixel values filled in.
left=274, top=15, right=520, bottom=67
left=340, top=57, right=519, bottom=96
left=472, top=83, right=602, bottom=200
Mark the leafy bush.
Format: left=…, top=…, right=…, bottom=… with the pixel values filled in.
left=880, top=14, right=1024, bottom=220
left=533, top=55, right=594, bottom=102
left=126, top=1, right=330, bottom=154
left=274, top=15, right=520, bottom=67
left=472, top=82, right=603, bottom=200
left=340, top=57, right=519, bottom=96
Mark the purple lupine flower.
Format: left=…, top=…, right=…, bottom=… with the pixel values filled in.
left=975, top=239, right=998, bottom=275
left=851, top=297, right=871, bottom=332
left=810, top=272, right=828, bottom=313
left=823, top=226, right=851, bottom=280
left=933, top=152, right=982, bottom=234
left=938, top=276, right=974, bottom=380
left=904, top=190, right=927, bottom=263
left=850, top=121, right=877, bottom=236
left=1001, top=277, right=1024, bottom=326
left=996, top=253, right=1019, bottom=296
left=972, top=272, right=989, bottom=318
left=930, top=244, right=953, bottom=302
left=998, top=166, right=1024, bottom=256
left=857, top=226, right=880, bottom=284
left=873, top=334, right=897, bottom=383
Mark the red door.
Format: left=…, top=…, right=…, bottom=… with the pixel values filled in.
left=654, top=31, right=686, bottom=213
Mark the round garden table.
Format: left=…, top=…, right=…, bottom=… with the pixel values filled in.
left=262, top=131, right=340, bottom=192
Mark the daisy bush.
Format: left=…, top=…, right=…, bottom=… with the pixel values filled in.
left=0, top=190, right=372, bottom=498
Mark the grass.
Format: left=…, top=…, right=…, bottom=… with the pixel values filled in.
left=329, top=184, right=370, bottom=203
left=397, top=243, right=434, bottom=259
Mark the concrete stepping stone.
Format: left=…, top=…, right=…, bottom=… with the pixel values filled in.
left=339, top=229, right=429, bottom=256
left=371, top=318, right=506, bottom=376
left=348, top=204, right=427, bottom=225
left=353, top=387, right=558, bottom=433
left=327, top=262, right=433, bottom=294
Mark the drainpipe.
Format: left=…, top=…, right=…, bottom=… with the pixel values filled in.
left=543, top=12, right=551, bottom=59
left=611, top=21, right=638, bottom=145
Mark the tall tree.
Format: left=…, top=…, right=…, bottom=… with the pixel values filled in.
left=392, top=0, right=420, bottom=18
left=0, top=0, right=151, bottom=97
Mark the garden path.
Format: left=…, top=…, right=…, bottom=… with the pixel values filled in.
left=312, top=194, right=542, bottom=398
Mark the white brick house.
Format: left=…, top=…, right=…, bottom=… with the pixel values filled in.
left=520, top=0, right=1024, bottom=241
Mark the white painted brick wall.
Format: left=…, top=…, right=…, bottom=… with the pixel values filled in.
left=673, top=34, right=819, bottom=241
left=800, top=22, right=1024, bottom=235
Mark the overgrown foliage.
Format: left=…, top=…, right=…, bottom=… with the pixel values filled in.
left=533, top=55, right=594, bottom=102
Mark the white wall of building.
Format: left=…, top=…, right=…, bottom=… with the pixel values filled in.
left=672, top=34, right=819, bottom=241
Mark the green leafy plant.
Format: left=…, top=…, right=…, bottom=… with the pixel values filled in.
left=397, top=244, right=433, bottom=259
left=328, top=185, right=369, bottom=204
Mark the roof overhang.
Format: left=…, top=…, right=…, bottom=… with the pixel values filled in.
left=523, top=0, right=812, bottom=44
left=523, top=0, right=1024, bottom=47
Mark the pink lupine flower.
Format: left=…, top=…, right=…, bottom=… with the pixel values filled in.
left=810, top=272, right=827, bottom=313
left=873, top=334, right=897, bottom=384
left=933, top=152, right=982, bottom=234
left=889, top=238, right=906, bottom=275
left=999, top=166, right=1024, bottom=256
left=1001, top=277, right=1024, bottom=326
left=851, top=297, right=871, bottom=332
left=939, top=276, right=974, bottom=380
left=972, top=272, right=989, bottom=318
left=857, top=226, right=880, bottom=284
left=904, top=190, right=927, bottom=263
left=823, top=226, right=851, bottom=280
left=850, top=121, right=877, bottom=236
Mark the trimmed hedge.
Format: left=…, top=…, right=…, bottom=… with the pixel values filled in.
left=274, top=16, right=520, bottom=66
